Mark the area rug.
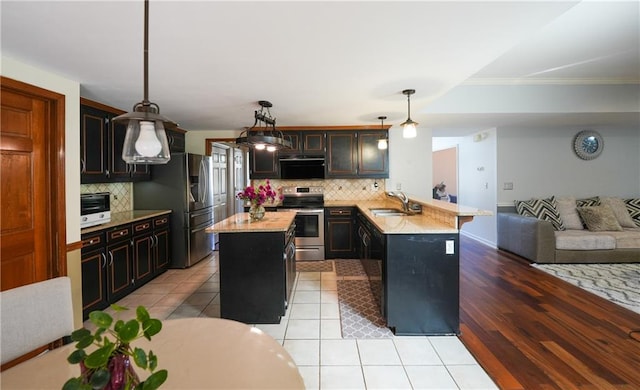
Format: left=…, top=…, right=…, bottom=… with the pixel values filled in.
left=533, top=263, right=640, bottom=315
left=334, top=259, right=367, bottom=278
left=336, top=279, right=393, bottom=338
left=296, top=260, right=333, bottom=272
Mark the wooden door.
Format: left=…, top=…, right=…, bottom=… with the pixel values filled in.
left=0, top=77, right=66, bottom=291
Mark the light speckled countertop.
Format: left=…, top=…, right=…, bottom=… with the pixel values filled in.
left=207, top=211, right=296, bottom=233
left=81, top=210, right=171, bottom=234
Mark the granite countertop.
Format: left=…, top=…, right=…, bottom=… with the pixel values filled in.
left=81, top=210, right=171, bottom=234
left=207, top=211, right=296, bottom=233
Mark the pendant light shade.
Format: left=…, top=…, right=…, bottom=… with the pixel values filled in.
left=113, top=0, right=175, bottom=164
left=400, top=89, right=418, bottom=139
left=377, top=116, right=388, bottom=150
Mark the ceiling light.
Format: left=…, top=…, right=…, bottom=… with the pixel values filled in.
left=114, top=0, right=175, bottom=165
left=400, top=89, right=418, bottom=139
left=377, top=116, right=388, bottom=150
left=235, top=101, right=292, bottom=152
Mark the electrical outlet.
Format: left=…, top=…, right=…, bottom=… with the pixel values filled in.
left=396, top=183, right=402, bottom=190
left=503, top=182, right=514, bottom=190
left=445, top=240, right=455, bottom=254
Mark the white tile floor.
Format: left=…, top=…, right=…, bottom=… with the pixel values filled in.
left=93, top=253, right=498, bottom=390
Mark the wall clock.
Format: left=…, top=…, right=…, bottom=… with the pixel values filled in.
left=573, top=130, right=603, bottom=160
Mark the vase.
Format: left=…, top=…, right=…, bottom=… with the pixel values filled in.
left=249, top=204, right=265, bottom=221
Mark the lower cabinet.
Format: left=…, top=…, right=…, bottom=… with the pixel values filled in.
left=325, top=207, right=356, bottom=259
left=81, top=213, right=171, bottom=319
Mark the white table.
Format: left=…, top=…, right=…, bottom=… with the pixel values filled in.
left=0, top=317, right=304, bottom=389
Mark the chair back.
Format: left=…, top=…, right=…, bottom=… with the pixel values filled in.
left=0, top=276, right=74, bottom=365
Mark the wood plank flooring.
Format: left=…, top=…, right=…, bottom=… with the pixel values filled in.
left=459, top=236, right=640, bottom=390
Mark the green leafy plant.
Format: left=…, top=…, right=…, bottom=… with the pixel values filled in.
left=63, top=305, right=168, bottom=390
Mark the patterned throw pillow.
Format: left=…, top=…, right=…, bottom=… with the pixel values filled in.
left=624, top=198, right=640, bottom=227
left=601, top=197, right=636, bottom=228
left=514, top=197, right=565, bottom=231
left=576, top=196, right=600, bottom=207
left=576, top=205, right=623, bottom=231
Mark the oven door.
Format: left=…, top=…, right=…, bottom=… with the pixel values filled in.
left=279, top=208, right=325, bottom=261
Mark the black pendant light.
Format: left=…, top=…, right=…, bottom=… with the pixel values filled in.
left=235, top=101, right=292, bottom=152
left=113, top=0, right=176, bottom=164
left=377, top=116, right=388, bottom=150
left=399, top=89, right=418, bottom=139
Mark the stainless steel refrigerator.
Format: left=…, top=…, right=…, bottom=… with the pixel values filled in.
left=134, top=153, right=214, bottom=268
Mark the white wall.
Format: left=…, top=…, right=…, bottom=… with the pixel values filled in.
left=497, top=126, right=640, bottom=204
left=387, top=126, right=433, bottom=199
left=1, top=56, right=81, bottom=243
left=185, top=130, right=240, bottom=155
left=458, top=129, right=497, bottom=246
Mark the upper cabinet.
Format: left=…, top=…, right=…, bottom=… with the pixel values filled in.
left=81, top=99, right=151, bottom=183
left=326, top=130, right=388, bottom=178
left=247, top=127, right=389, bottom=180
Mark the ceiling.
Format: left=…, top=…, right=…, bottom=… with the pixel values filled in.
left=2, top=1, right=639, bottom=136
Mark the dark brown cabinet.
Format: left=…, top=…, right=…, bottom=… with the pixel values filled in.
left=80, top=101, right=151, bottom=183
left=279, top=131, right=325, bottom=156
left=167, top=128, right=186, bottom=153
left=80, top=213, right=171, bottom=319
left=249, top=149, right=279, bottom=179
left=326, top=130, right=388, bottom=178
left=325, top=207, right=356, bottom=258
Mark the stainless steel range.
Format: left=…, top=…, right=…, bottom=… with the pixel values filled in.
left=278, top=186, right=325, bottom=261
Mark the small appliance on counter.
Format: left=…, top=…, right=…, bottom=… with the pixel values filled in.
left=80, top=192, right=111, bottom=228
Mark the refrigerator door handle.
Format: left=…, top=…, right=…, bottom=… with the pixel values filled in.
left=198, top=159, right=206, bottom=203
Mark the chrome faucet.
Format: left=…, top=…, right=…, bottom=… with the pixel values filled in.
left=386, top=191, right=410, bottom=212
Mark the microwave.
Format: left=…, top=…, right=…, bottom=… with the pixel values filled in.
left=279, top=157, right=325, bottom=180
left=81, top=192, right=111, bottom=228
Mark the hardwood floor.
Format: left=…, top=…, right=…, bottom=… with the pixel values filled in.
left=459, top=236, right=640, bottom=390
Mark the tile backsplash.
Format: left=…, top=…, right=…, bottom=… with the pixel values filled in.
left=80, top=183, right=132, bottom=213
left=258, top=179, right=387, bottom=201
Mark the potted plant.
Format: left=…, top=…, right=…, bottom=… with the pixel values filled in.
left=63, top=304, right=168, bottom=390
left=237, top=180, right=280, bottom=221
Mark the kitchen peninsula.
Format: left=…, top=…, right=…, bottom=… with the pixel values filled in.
left=206, top=211, right=297, bottom=324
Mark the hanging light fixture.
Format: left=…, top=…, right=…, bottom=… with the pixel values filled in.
left=113, top=0, right=176, bottom=164
left=377, top=116, right=388, bottom=150
left=235, top=100, right=292, bottom=152
left=399, top=89, right=418, bottom=139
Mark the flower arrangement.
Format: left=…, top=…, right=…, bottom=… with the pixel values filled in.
left=236, top=180, right=280, bottom=206
left=63, top=304, right=167, bottom=390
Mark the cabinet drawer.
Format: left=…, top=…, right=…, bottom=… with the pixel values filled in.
left=81, top=232, right=105, bottom=253
left=133, top=219, right=153, bottom=235
left=107, top=225, right=131, bottom=242
left=328, top=208, right=353, bottom=217
left=153, top=215, right=170, bottom=229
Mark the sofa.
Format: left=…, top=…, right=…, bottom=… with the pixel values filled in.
left=497, top=196, right=640, bottom=263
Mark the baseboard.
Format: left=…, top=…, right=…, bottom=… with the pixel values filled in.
left=461, top=230, right=496, bottom=248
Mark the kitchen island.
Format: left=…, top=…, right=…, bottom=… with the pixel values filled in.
left=206, top=211, right=296, bottom=324
left=327, top=196, right=490, bottom=335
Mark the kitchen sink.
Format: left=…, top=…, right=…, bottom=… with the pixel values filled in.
left=369, top=208, right=410, bottom=216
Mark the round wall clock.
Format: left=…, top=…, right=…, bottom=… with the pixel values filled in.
left=573, top=130, right=603, bottom=160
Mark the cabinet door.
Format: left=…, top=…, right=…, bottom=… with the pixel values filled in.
left=249, top=149, right=279, bottom=179
left=106, top=241, right=134, bottom=302
left=302, top=132, right=325, bottom=155
left=326, top=132, right=357, bottom=177
left=154, top=228, right=171, bottom=273
left=81, top=248, right=108, bottom=318
left=133, top=234, right=154, bottom=286
left=358, top=131, right=389, bottom=178
left=108, top=117, right=131, bottom=182
left=167, top=128, right=186, bottom=153
left=325, top=208, right=356, bottom=258
left=80, top=105, right=108, bottom=183
left=278, top=132, right=301, bottom=155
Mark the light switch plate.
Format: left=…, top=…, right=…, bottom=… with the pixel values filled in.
left=446, top=240, right=455, bottom=254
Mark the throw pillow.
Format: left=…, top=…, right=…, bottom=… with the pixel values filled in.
left=624, top=198, right=640, bottom=227
left=555, top=197, right=583, bottom=230
left=576, top=196, right=600, bottom=207
left=601, top=197, right=636, bottom=228
left=514, top=197, right=565, bottom=231
left=576, top=205, right=623, bottom=231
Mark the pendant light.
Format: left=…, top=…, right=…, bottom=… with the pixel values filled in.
left=399, top=89, right=418, bottom=139
left=235, top=100, right=292, bottom=152
left=113, top=0, right=176, bottom=164
left=377, top=116, right=388, bottom=150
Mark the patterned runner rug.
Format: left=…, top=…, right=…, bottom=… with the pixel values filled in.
left=296, top=260, right=333, bottom=272
left=335, top=259, right=367, bottom=278
left=337, top=280, right=393, bottom=338
left=533, top=263, right=640, bottom=314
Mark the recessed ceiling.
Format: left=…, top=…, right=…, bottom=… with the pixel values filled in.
left=2, top=1, right=638, bottom=134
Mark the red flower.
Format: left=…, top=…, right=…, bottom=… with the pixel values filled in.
left=236, top=180, right=280, bottom=206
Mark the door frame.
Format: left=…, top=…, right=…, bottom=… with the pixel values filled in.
left=1, top=76, right=67, bottom=279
